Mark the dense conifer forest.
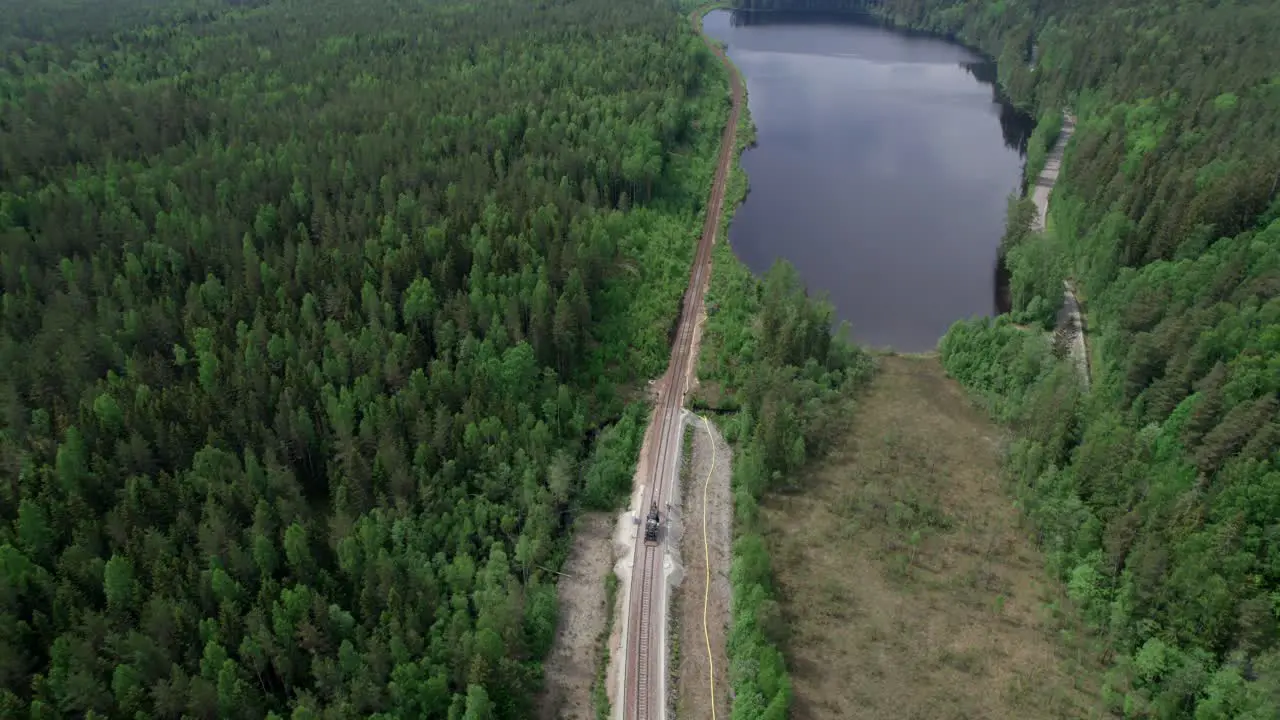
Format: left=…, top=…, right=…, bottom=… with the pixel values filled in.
left=727, top=0, right=1280, bottom=716
left=0, top=0, right=736, bottom=716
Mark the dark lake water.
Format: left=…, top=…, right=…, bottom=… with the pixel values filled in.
left=703, top=10, right=1032, bottom=351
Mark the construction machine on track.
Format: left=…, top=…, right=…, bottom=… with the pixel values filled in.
left=643, top=501, right=661, bottom=544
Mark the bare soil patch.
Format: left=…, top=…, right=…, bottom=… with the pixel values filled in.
left=761, top=355, right=1102, bottom=720
left=539, top=512, right=615, bottom=720
left=674, top=415, right=732, bottom=720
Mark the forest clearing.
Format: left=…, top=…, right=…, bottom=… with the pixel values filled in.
left=538, top=513, right=615, bottom=720
left=761, top=355, right=1102, bottom=719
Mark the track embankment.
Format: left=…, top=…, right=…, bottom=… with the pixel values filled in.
left=542, top=9, right=744, bottom=718
left=610, top=8, right=744, bottom=720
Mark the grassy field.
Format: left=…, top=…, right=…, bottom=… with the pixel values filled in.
left=760, top=355, right=1103, bottom=720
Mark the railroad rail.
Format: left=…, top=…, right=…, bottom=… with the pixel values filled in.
left=620, top=9, right=743, bottom=719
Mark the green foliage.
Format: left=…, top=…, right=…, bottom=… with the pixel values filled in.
left=713, top=310, right=866, bottom=720
left=938, top=317, right=1055, bottom=419
left=591, top=571, right=619, bottom=720
left=581, top=403, right=648, bottom=510
left=944, top=214, right=1280, bottom=716
left=943, top=227, right=1280, bottom=718
left=699, top=99, right=872, bottom=718
left=819, top=0, right=1280, bottom=715
left=997, top=194, right=1064, bottom=327
left=1000, top=195, right=1038, bottom=252
left=1024, top=109, right=1064, bottom=182
left=1005, top=228, right=1065, bottom=328
left=0, top=0, right=736, bottom=716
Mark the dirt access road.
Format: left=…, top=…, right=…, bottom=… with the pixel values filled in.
left=613, top=10, right=743, bottom=720
left=1030, top=113, right=1090, bottom=389
left=674, top=417, right=733, bottom=720
left=1029, top=113, right=1073, bottom=236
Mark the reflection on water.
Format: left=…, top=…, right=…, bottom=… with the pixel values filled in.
left=958, top=60, right=1031, bottom=155
left=704, top=9, right=1031, bottom=351
left=995, top=251, right=1012, bottom=315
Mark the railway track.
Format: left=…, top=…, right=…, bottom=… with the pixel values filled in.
left=620, top=9, right=742, bottom=720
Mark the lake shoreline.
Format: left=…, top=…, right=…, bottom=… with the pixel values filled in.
left=703, top=9, right=1030, bottom=352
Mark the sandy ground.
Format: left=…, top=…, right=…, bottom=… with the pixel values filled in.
left=761, top=356, right=1101, bottom=720
left=674, top=416, right=732, bottom=720
left=539, top=513, right=621, bottom=720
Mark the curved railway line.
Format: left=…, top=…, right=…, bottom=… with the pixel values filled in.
left=619, top=10, right=743, bottom=720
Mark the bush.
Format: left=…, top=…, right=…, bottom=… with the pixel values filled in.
left=582, top=403, right=647, bottom=510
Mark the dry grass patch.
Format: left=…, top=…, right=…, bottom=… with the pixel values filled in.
left=538, top=513, right=615, bottom=720
left=761, top=355, right=1102, bottom=720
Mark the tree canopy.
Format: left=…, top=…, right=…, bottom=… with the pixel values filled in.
left=840, top=0, right=1280, bottom=716
left=0, top=0, right=731, bottom=716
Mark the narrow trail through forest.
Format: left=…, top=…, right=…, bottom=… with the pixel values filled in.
left=1031, top=113, right=1090, bottom=389
left=608, top=8, right=744, bottom=720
